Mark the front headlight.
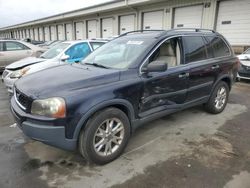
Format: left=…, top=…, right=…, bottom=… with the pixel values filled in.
left=31, top=97, right=66, bottom=118
left=10, top=67, right=30, bottom=78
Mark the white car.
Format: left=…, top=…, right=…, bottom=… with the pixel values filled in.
left=0, top=40, right=45, bottom=72
left=2, top=40, right=106, bottom=93
left=237, top=48, right=250, bottom=80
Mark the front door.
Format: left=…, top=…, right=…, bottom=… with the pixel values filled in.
left=139, top=37, right=189, bottom=117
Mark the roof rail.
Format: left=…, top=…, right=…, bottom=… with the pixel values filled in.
left=118, top=30, right=166, bottom=37
left=168, top=28, right=216, bottom=33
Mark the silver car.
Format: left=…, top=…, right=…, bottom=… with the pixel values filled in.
left=2, top=40, right=106, bottom=93
left=0, top=40, right=45, bottom=72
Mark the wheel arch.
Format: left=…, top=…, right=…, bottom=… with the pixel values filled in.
left=73, top=99, right=135, bottom=140
left=213, top=75, right=232, bottom=92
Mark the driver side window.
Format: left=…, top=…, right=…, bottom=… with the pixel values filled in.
left=148, top=37, right=181, bottom=68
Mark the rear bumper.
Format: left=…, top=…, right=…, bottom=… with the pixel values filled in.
left=10, top=97, right=77, bottom=151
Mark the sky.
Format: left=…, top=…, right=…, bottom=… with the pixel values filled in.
left=0, top=0, right=112, bottom=28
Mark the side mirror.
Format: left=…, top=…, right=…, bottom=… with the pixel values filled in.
left=141, top=61, right=168, bottom=73
left=60, top=54, right=70, bottom=61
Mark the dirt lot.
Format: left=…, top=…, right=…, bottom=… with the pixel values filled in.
left=0, top=80, right=250, bottom=188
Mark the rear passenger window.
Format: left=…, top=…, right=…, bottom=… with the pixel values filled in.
left=183, top=36, right=207, bottom=63
left=6, top=42, right=29, bottom=51
left=206, top=36, right=230, bottom=58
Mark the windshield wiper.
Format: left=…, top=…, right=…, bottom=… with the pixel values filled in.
left=85, top=63, right=110, bottom=69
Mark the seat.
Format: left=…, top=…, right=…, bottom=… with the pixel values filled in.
left=155, top=42, right=177, bottom=67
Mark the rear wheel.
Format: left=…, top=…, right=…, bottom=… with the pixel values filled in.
left=78, top=107, right=130, bottom=165
left=204, top=81, right=229, bottom=114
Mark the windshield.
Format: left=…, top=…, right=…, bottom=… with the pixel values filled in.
left=40, top=43, right=70, bottom=59
left=82, top=38, right=153, bottom=69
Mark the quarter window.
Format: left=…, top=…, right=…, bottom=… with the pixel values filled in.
left=183, top=36, right=207, bottom=63
left=206, top=36, right=230, bottom=58
left=5, top=42, right=29, bottom=51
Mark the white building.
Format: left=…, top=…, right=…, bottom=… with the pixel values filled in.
left=0, top=0, right=249, bottom=52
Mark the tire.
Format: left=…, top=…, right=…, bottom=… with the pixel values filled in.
left=78, top=107, right=130, bottom=165
left=204, top=81, right=229, bottom=114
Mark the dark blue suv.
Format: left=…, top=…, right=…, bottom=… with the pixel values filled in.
left=11, top=29, right=239, bottom=164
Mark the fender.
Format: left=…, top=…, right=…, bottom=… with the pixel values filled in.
left=210, top=74, right=232, bottom=96
left=72, top=99, right=135, bottom=140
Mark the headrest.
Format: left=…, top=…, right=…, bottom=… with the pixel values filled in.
left=159, top=42, right=175, bottom=56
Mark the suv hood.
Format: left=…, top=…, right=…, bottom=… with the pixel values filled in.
left=6, top=57, right=46, bottom=70
left=15, top=64, right=121, bottom=98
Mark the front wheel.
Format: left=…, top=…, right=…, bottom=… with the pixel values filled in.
left=204, top=81, right=229, bottom=114
left=78, top=107, right=130, bottom=165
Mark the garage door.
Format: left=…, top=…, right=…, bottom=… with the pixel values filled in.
left=173, top=5, right=203, bottom=28
left=18, top=31, right=21, bottom=39
left=44, top=26, right=50, bottom=41
left=87, top=20, right=98, bottom=39
left=38, top=27, right=44, bottom=41
left=30, top=29, right=34, bottom=40
left=143, top=10, right=164, bottom=30
left=50, top=26, right=57, bottom=40
left=25, top=29, right=30, bottom=38
left=119, top=14, right=135, bottom=34
left=75, top=22, right=84, bottom=40
left=216, top=0, right=250, bottom=45
left=22, top=30, right=26, bottom=39
left=34, top=28, right=39, bottom=40
left=102, top=18, right=114, bottom=38
left=57, top=25, right=64, bottom=40
left=65, top=23, right=73, bottom=40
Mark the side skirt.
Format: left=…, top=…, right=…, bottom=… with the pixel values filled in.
left=132, top=96, right=209, bottom=132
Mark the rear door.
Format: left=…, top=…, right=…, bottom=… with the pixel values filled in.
left=182, top=35, right=218, bottom=103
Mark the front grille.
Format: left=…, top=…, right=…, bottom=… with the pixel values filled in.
left=14, top=88, right=32, bottom=112
left=242, top=65, right=250, bottom=72
left=238, top=72, right=250, bottom=78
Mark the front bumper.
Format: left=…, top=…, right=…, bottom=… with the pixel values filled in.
left=2, top=70, right=17, bottom=93
left=3, top=76, right=17, bottom=93
left=10, top=97, right=77, bottom=151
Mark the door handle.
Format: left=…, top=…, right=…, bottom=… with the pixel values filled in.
left=178, top=72, right=189, bottom=78
left=211, top=65, right=220, bottom=70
